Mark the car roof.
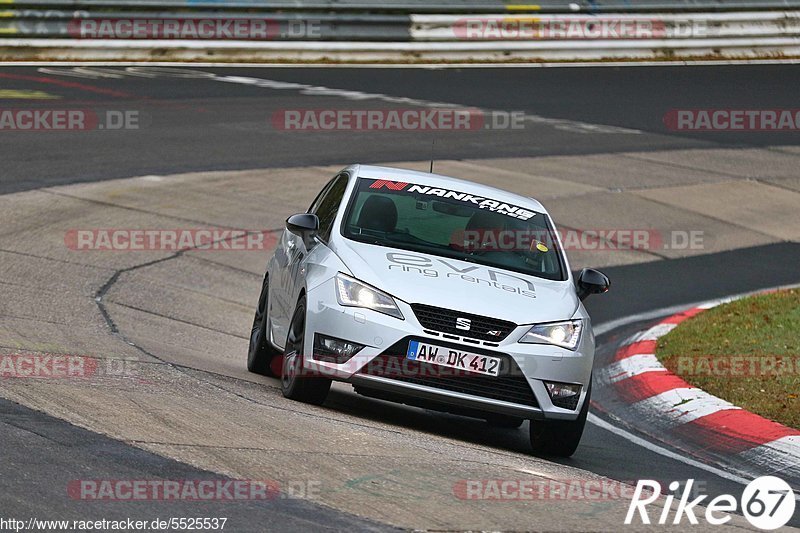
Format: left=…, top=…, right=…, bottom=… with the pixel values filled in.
left=350, top=164, right=548, bottom=215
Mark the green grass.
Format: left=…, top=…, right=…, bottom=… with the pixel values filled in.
left=656, top=289, right=800, bottom=429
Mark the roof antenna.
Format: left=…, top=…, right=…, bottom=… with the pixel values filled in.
left=429, top=139, right=435, bottom=173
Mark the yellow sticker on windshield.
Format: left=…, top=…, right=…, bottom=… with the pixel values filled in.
left=532, top=241, right=549, bottom=253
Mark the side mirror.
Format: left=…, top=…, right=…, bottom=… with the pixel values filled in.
left=286, top=213, right=319, bottom=248
left=576, top=268, right=610, bottom=301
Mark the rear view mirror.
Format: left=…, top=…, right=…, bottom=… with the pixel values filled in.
left=431, top=201, right=473, bottom=218
left=576, top=268, right=610, bottom=301
left=286, top=213, right=319, bottom=248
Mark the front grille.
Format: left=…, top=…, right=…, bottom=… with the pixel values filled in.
left=358, top=338, right=538, bottom=408
left=411, top=304, right=516, bottom=342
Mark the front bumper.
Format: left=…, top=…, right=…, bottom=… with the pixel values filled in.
left=303, top=279, right=594, bottom=421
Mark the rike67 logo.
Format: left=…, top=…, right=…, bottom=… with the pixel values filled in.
left=626, top=476, right=795, bottom=530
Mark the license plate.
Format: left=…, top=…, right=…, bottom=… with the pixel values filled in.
left=406, top=341, right=501, bottom=377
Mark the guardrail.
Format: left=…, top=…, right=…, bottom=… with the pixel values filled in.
left=1, top=3, right=799, bottom=61
left=4, top=0, right=800, bottom=12
left=0, top=12, right=411, bottom=40
left=3, top=10, right=799, bottom=39
left=412, top=12, right=800, bottom=40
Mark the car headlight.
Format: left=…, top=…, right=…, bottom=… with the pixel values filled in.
left=519, top=320, right=582, bottom=350
left=335, top=273, right=404, bottom=320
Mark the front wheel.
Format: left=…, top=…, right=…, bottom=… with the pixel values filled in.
left=529, top=380, right=591, bottom=457
left=281, top=296, right=331, bottom=405
left=247, top=273, right=282, bottom=376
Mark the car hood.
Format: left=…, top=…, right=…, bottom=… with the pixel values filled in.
left=331, top=239, right=579, bottom=325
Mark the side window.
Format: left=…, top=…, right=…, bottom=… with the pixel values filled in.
left=308, top=175, right=337, bottom=214
left=313, top=173, right=349, bottom=243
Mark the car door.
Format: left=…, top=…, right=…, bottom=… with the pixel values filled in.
left=269, top=172, right=349, bottom=347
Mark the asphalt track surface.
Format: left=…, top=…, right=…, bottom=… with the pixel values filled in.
left=0, top=64, right=799, bottom=193
left=1, top=65, right=799, bottom=530
left=0, top=398, right=393, bottom=532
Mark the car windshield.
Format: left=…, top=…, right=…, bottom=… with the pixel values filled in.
left=341, top=178, right=566, bottom=281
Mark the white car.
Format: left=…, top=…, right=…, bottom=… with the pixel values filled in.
left=248, top=165, right=609, bottom=456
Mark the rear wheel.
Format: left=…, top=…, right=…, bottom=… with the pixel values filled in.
left=529, top=380, right=591, bottom=457
left=247, top=273, right=281, bottom=376
left=281, top=296, right=331, bottom=405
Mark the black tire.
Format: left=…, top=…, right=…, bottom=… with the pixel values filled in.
left=529, top=380, right=591, bottom=458
left=486, top=415, right=524, bottom=429
left=281, top=296, right=331, bottom=405
left=247, top=273, right=281, bottom=376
